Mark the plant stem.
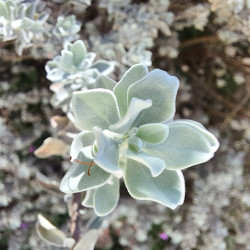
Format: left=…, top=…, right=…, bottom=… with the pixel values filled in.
left=179, top=35, right=219, bottom=48
left=70, top=193, right=81, bottom=243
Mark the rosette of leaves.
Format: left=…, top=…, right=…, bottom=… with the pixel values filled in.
left=52, top=15, right=81, bottom=42
left=0, top=0, right=49, bottom=55
left=45, top=40, right=115, bottom=110
left=60, top=64, right=219, bottom=216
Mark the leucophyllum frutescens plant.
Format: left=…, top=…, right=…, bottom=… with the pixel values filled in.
left=45, top=40, right=115, bottom=111
left=60, top=64, right=219, bottom=216
left=0, top=0, right=49, bottom=55
left=0, top=0, right=81, bottom=56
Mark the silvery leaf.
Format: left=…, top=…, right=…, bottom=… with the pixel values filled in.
left=71, top=89, right=120, bottom=131
left=34, top=137, right=67, bottom=158
left=124, top=159, right=185, bottom=209
left=93, top=127, right=121, bottom=174
left=143, top=120, right=219, bottom=170
left=93, top=176, right=120, bottom=216
left=73, top=229, right=99, bottom=250
left=136, top=123, right=169, bottom=144
left=128, top=69, right=179, bottom=126
left=60, top=148, right=111, bottom=193
left=113, top=64, right=148, bottom=117
left=109, top=97, right=152, bottom=134
left=0, top=2, right=8, bottom=18
left=94, top=75, right=116, bottom=90
left=90, top=60, right=115, bottom=75
left=36, top=214, right=75, bottom=248
left=126, top=149, right=166, bottom=177
left=71, top=40, right=87, bottom=66
left=70, top=131, right=95, bottom=160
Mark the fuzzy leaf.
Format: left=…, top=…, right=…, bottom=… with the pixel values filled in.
left=82, top=189, right=95, bottom=208
left=73, top=229, right=99, bottom=250
left=136, top=123, right=169, bottom=144
left=126, top=150, right=166, bottom=177
left=71, top=89, right=120, bottom=131
left=109, top=97, right=152, bottom=134
left=94, top=176, right=120, bottom=216
left=71, top=40, right=87, bottom=66
left=0, top=2, right=8, bottom=18
left=93, top=127, right=122, bottom=174
left=143, top=120, right=219, bottom=170
left=90, top=60, right=114, bottom=75
left=70, top=131, right=95, bottom=160
left=95, top=75, right=116, bottom=90
left=124, top=159, right=185, bottom=209
left=128, top=69, right=179, bottom=127
left=36, top=214, right=74, bottom=247
left=60, top=148, right=111, bottom=193
left=113, top=64, right=148, bottom=117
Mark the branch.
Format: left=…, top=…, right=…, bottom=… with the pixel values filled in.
left=179, top=35, right=219, bottom=48
left=70, top=193, right=81, bottom=245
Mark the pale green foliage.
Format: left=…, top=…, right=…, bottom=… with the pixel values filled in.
left=0, top=0, right=81, bottom=55
left=46, top=40, right=115, bottom=109
left=0, top=0, right=48, bottom=55
left=36, top=213, right=101, bottom=250
left=53, top=15, right=81, bottom=42
left=60, top=64, right=219, bottom=216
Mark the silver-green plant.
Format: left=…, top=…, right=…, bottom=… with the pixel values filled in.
left=45, top=40, right=115, bottom=110
left=60, top=64, right=219, bottom=216
left=52, top=15, right=81, bottom=42
left=0, top=0, right=49, bottom=55
left=0, top=0, right=81, bottom=56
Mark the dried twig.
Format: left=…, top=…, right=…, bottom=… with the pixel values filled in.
left=179, top=35, right=219, bottom=48
left=0, top=51, right=33, bottom=61
left=70, top=193, right=81, bottom=247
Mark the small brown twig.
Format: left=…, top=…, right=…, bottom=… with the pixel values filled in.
left=70, top=193, right=81, bottom=247
left=0, top=51, right=33, bottom=61
left=179, top=35, right=219, bottom=48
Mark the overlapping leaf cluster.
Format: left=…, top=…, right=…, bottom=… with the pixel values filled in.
left=0, top=0, right=80, bottom=55
left=60, top=64, right=219, bottom=216
left=45, top=40, right=114, bottom=112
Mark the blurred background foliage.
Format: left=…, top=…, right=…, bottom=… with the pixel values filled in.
left=0, top=0, right=249, bottom=249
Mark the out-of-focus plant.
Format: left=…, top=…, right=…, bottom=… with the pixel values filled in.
left=34, top=115, right=77, bottom=159
left=0, top=0, right=81, bottom=56
left=60, top=64, right=219, bottom=216
left=45, top=40, right=115, bottom=111
left=0, top=0, right=49, bottom=55
left=36, top=208, right=102, bottom=250
left=52, top=15, right=81, bottom=42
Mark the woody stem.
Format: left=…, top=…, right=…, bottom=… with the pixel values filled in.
left=70, top=193, right=81, bottom=245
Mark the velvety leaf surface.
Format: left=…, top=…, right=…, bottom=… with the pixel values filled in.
left=124, top=159, right=185, bottom=209
left=93, top=127, right=122, bottom=174
left=71, top=89, right=120, bottom=131
left=114, top=64, right=148, bottom=116
left=94, top=176, right=120, bottom=216
left=70, top=131, right=95, bottom=160
left=143, top=120, right=219, bottom=170
left=126, top=150, right=166, bottom=177
left=60, top=148, right=111, bottom=193
left=95, top=75, right=116, bottom=90
left=136, top=123, right=169, bottom=144
left=71, top=40, right=87, bottom=65
left=109, top=97, right=152, bottom=134
left=128, top=69, right=179, bottom=127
